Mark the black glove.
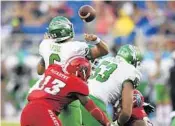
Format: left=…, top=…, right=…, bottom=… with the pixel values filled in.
left=143, top=102, right=155, bottom=114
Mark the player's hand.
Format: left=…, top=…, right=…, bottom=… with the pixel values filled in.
left=143, top=102, right=155, bottom=114
left=84, top=33, right=98, bottom=42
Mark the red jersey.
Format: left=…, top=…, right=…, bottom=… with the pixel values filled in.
left=28, top=64, right=89, bottom=113
left=124, top=90, right=148, bottom=126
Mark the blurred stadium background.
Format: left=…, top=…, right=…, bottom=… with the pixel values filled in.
left=1, top=1, right=175, bottom=126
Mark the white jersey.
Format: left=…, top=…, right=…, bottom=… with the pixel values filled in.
left=39, top=39, right=89, bottom=68
left=88, top=56, right=141, bottom=104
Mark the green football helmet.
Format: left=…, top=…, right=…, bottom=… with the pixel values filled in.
left=48, top=16, right=74, bottom=42
left=116, top=44, right=143, bottom=67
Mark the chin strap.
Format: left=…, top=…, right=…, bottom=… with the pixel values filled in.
left=85, top=99, right=110, bottom=126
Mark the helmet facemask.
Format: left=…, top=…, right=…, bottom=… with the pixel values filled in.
left=75, top=66, right=89, bottom=81
left=63, top=56, right=91, bottom=81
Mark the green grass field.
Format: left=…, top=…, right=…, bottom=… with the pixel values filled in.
left=1, top=121, right=20, bottom=126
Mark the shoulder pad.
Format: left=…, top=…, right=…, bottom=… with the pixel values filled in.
left=125, top=65, right=142, bottom=88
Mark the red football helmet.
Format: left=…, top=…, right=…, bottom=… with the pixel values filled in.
left=133, top=89, right=144, bottom=108
left=113, top=90, right=145, bottom=121
left=63, top=56, right=91, bottom=81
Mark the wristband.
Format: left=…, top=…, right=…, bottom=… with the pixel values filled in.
left=93, top=37, right=101, bottom=45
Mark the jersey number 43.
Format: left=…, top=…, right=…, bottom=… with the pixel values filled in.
left=90, top=60, right=117, bottom=82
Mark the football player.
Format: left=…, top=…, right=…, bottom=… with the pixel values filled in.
left=36, top=16, right=109, bottom=126
left=80, top=44, right=142, bottom=126
left=21, top=56, right=111, bottom=126
left=113, top=89, right=154, bottom=126
left=37, top=16, right=109, bottom=75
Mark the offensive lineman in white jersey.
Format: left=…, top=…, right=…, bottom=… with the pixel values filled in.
left=80, top=45, right=143, bottom=126
left=36, top=16, right=109, bottom=126
left=37, top=16, right=108, bottom=75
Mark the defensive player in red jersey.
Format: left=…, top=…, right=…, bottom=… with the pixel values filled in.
left=20, top=56, right=111, bottom=126
left=113, top=89, right=154, bottom=126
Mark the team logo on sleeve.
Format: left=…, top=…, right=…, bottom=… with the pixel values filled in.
left=133, top=94, right=142, bottom=107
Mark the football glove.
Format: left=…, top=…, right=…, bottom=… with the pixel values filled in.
left=143, top=102, right=155, bottom=114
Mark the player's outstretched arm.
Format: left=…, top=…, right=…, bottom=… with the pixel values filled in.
left=114, top=81, right=134, bottom=126
left=37, top=57, right=45, bottom=75
left=84, top=34, right=109, bottom=59
left=76, top=94, right=111, bottom=126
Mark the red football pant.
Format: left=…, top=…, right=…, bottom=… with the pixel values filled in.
left=21, top=102, right=62, bottom=126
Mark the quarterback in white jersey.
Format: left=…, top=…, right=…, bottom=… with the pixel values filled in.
left=81, top=45, right=143, bottom=126
left=37, top=16, right=109, bottom=75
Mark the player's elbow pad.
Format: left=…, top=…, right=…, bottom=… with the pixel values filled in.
left=85, top=99, right=110, bottom=126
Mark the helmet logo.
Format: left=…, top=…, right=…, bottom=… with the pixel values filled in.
left=133, top=94, right=142, bottom=107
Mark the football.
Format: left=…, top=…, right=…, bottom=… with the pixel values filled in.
left=78, top=5, right=96, bottom=22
